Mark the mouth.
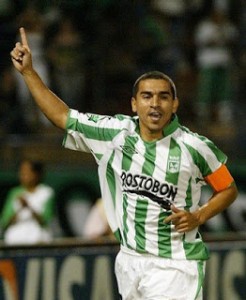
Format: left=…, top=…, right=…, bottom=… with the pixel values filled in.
left=148, top=111, right=162, bottom=122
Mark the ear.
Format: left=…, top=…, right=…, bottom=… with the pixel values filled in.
left=172, top=98, right=179, bottom=113
left=131, top=97, right=137, bottom=113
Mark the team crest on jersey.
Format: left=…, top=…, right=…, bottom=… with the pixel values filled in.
left=167, top=156, right=180, bottom=173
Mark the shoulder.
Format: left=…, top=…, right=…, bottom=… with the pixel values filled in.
left=176, top=125, right=213, bottom=147
left=176, top=126, right=227, bottom=170
left=67, top=109, right=137, bottom=130
left=36, top=184, right=55, bottom=196
left=6, top=186, right=25, bottom=198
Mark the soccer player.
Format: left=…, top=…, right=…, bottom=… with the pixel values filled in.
left=10, top=27, right=238, bottom=299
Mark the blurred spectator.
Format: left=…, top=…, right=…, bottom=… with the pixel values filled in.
left=174, top=62, right=198, bottom=129
left=14, top=4, right=51, bottom=131
left=82, top=198, right=114, bottom=241
left=194, top=8, right=238, bottom=126
left=234, top=0, right=246, bottom=156
left=0, top=1, right=17, bottom=69
left=0, top=159, right=55, bottom=245
left=150, top=0, right=187, bottom=77
left=0, top=66, right=27, bottom=134
left=135, top=8, right=173, bottom=75
left=47, top=15, right=86, bottom=110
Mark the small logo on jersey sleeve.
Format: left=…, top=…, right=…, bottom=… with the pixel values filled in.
left=87, top=114, right=111, bottom=123
left=120, top=145, right=138, bottom=154
left=87, top=114, right=100, bottom=123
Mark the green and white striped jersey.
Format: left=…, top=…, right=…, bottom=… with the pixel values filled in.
left=63, top=109, right=227, bottom=260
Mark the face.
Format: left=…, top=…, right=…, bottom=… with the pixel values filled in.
left=131, top=79, right=179, bottom=141
left=19, top=161, right=39, bottom=189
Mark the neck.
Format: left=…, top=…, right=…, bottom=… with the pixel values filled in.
left=140, top=130, right=163, bottom=142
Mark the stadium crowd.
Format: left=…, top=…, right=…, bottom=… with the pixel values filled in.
left=0, top=0, right=245, bottom=159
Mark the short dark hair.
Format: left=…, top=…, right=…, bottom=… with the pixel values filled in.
left=30, top=160, right=44, bottom=177
left=132, top=71, right=177, bottom=99
left=20, top=158, right=44, bottom=179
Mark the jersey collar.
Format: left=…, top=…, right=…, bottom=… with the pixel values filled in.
left=133, top=114, right=179, bottom=138
left=163, top=114, right=179, bottom=137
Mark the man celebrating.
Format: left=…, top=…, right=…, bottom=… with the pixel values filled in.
left=11, top=27, right=237, bottom=300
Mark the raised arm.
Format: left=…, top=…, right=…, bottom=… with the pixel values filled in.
left=10, top=27, right=69, bottom=129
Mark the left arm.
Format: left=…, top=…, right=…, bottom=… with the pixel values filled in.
left=164, top=183, right=238, bottom=233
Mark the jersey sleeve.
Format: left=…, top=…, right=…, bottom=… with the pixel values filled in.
left=198, top=137, right=228, bottom=177
left=63, top=109, right=132, bottom=161
left=184, top=133, right=228, bottom=180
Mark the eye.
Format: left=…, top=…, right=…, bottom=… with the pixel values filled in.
left=142, top=93, right=151, bottom=99
left=159, top=94, right=169, bottom=100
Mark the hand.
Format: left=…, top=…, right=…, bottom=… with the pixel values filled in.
left=10, top=27, right=33, bottom=74
left=19, top=196, right=28, bottom=207
left=164, top=205, right=200, bottom=233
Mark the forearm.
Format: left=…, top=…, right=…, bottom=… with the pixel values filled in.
left=194, top=183, right=238, bottom=225
left=23, top=69, right=69, bottom=129
left=2, top=211, right=20, bottom=230
left=30, top=209, right=45, bottom=226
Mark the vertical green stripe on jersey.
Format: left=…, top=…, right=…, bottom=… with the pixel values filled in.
left=133, top=142, right=155, bottom=252
left=165, top=138, right=181, bottom=185
left=184, top=143, right=212, bottom=177
left=142, top=142, right=156, bottom=175
left=183, top=234, right=209, bottom=260
left=195, top=261, right=205, bottom=299
left=158, top=210, right=172, bottom=257
left=135, top=198, right=148, bottom=252
left=122, top=194, right=130, bottom=247
left=121, top=136, right=139, bottom=171
left=184, top=177, right=192, bottom=211
left=114, top=229, right=122, bottom=243
left=106, top=151, right=116, bottom=207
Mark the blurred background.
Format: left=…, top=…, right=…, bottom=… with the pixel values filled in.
left=0, top=0, right=245, bottom=238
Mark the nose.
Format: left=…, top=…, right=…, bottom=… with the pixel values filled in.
left=150, top=95, right=159, bottom=107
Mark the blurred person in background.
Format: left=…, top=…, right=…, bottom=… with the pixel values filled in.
left=0, top=65, right=27, bottom=134
left=82, top=197, right=114, bottom=241
left=46, top=15, right=86, bottom=111
left=194, top=7, right=238, bottom=127
left=0, top=158, right=55, bottom=245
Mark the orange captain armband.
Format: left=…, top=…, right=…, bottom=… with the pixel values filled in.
left=204, top=164, right=234, bottom=192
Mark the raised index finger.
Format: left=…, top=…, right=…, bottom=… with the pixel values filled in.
left=19, top=27, right=29, bottom=49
